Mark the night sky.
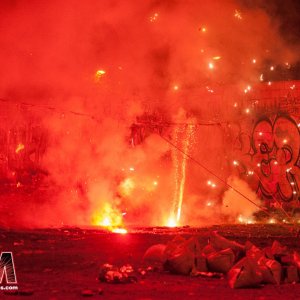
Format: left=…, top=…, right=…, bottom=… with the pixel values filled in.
left=243, top=0, right=300, bottom=80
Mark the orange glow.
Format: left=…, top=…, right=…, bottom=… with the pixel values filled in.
left=15, top=143, right=25, bottom=153
left=92, top=203, right=126, bottom=233
left=112, top=228, right=127, bottom=234
left=234, top=9, right=242, bottom=20
left=237, top=215, right=254, bottom=224
left=119, top=178, right=135, bottom=197
left=149, top=12, right=159, bottom=23
left=166, top=216, right=177, bottom=227
left=95, top=69, right=106, bottom=81
left=1, top=0, right=297, bottom=230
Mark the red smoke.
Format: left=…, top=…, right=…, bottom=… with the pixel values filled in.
left=0, top=0, right=297, bottom=228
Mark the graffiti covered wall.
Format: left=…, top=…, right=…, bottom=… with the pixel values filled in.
left=234, top=81, right=300, bottom=207
left=0, top=103, right=47, bottom=188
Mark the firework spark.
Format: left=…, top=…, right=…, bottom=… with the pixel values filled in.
left=168, top=122, right=195, bottom=226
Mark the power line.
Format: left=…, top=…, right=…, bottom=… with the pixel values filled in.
left=0, top=98, right=102, bottom=122
left=160, top=134, right=271, bottom=217
left=161, top=133, right=300, bottom=234
left=0, top=98, right=254, bottom=127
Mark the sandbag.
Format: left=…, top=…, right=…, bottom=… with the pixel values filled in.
left=280, top=255, right=294, bottom=265
left=271, top=240, right=288, bottom=256
left=285, top=265, right=299, bottom=283
left=164, top=246, right=194, bottom=275
left=293, top=251, right=300, bottom=274
left=244, top=241, right=255, bottom=251
left=164, top=235, right=205, bottom=275
left=143, top=244, right=167, bottom=263
left=263, top=246, right=274, bottom=260
left=258, top=257, right=282, bottom=285
left=259, top=265, right=277, bottom=284
left=184, top=236, right=202, bottom=255
left=164, top=235, right=186, bottom=258
left=194, top=254, right=208, bottom=272
left=246, top=243, right=264, bottom=261
left=207, top=248, right=235, bottom=273
left=202, top=244, right=216, bottom=256
left=294, top=251, right=300, bottom=265
left=209, top=231, right=244, bottom=254
left=228, top=257, right=263, bottom=289
left=265, top=259, right=282, bottom=285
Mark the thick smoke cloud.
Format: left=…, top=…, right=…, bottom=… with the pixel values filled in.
left=0, top=0, right=297, bottom=227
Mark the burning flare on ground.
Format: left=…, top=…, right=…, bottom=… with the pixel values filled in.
left=92, top=203, right=127, bottom=234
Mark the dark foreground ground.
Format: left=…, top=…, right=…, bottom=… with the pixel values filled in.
left=1, top=224, right=300, bottom=300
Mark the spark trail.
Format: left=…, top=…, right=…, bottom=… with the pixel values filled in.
left=169, top=123, right=195, bottom=226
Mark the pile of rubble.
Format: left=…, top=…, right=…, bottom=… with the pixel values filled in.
left=143, top=231, right=300, bottom=288
left=98, top=263, right=138, bottom=284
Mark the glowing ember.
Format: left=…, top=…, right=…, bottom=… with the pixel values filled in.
left=260, top=74, right=264, bottom=81
left=15, top=143, right=25, bottom=153
left=149, top=12, right=159, bottom=23
left=208, top=62, right=214, bottom=69
left=234, top=9, right=242, bottom=20
left=95, top=69, right=106, bottom=81
left=233, top=160, right=239, bottom=166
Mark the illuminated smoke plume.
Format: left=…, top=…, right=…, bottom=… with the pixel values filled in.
left=221, top=176, right=262, bottom=223
left=0, top=0, right=298, bottom=227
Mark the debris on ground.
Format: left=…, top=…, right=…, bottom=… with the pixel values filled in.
left=143, top=244, right=167, bottom=263
left=98, top=263, right=137, bottom=283
left=143, top=230, right=300, bottom=288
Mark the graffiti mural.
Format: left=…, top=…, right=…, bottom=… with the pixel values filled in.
left=252, top=114, right=300, bottom=203
left=235, top=113, right=300, bottom=206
